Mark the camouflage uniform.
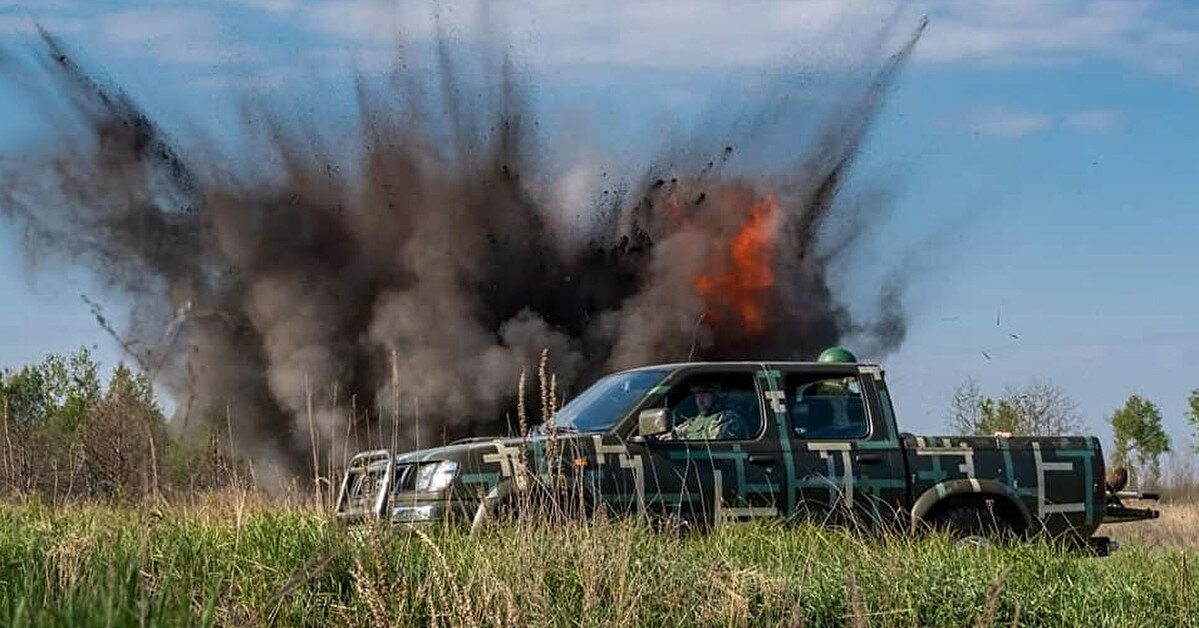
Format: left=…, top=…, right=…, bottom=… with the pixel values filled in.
left=673, top=408, right=746, bottom=440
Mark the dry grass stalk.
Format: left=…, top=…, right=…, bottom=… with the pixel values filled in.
left=412, top=527, right=479, bottom=628
left=517, top=369, right=529, bottom=440
left=2, top=397, right=11, bottom=490
left=264, top=551, right=336, bottom=625
left=499, top=579, right=521, bottom=626
left=976, top=569, right=1009, bottom=628
left=723, top=571, right=751, bottom=628
left=142, top=402, right=161, bottom=506
left=538, top=348, right=551, bottom=428
left=352, top=555, right=392, bottom=628
left=305, top=373, right=320, bottom=507
left=538, top=350, right=559, bottom=506
left=47, top=532, right=92, bottom=591
left=390, top=349, right=400, bottom=460
left=340, top=397, right=354, bottom=485
left=224, top=404, right=238, bottom=488
left=847, top=570, right=868, bottom=628
left=548, top=372, right=564, bottom=497
left=350, top=393, right=359, bottom=463
left=365, top=518, right=389, bottom=595
left=1179, top=553, right=1191, bottom=628
left=331, top=381, right=341, bottom=470
left=424, top=589, right=440, bottom=628
left=789, top=595, right=806, bottom=628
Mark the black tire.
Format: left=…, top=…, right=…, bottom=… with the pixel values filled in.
left=931, top=502, right=1016, bottom=541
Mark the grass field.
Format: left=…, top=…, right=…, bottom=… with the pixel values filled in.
left=0, top=496, right=1194, bottom=628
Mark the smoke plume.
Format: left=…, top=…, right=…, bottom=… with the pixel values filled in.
left=0, top=20, right=925, bottom=483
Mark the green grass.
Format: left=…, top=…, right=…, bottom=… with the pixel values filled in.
left=0, top=502, right=1193, bottom=627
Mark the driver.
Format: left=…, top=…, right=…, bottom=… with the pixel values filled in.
left=662, top=381, right=747, bottom=441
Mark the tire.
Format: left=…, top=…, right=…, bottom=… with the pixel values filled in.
left=931, top=502, right=1016, bottom=542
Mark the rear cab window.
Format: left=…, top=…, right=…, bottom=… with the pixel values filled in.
left=786, top=372, right=871, bottom=439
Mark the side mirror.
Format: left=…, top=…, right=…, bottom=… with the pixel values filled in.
left=638, top=408, right=670, bottom=437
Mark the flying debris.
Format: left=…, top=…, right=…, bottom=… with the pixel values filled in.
left=0, top=20, right=927, bottom=484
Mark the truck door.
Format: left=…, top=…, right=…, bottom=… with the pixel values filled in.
left=637, top=366, right=784, bottom=528
left=772, top=365, right=908, bottom=530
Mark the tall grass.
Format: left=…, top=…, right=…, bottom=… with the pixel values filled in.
left=0, top=499, right=1194, bottom=628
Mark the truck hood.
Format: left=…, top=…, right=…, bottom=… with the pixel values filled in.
left=392, top=432, right=607, bottom=464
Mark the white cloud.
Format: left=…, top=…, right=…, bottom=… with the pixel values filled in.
left=0, top=14, right=85, bottom=35
left=914, top=0, right=1151, bottom=64
left=193, top=67, right=298, bottom=91
left=301, top=0, right=901, bottom=70
left=0, top=1, right=74, bottom=9
left=304, top=1, right=417, bottom=42
left=97, top=10, right=258, bottom=65
left=965, top=106, right=1123, bottom=137
left=969, top=107, right=1054, bottom=138
left=1065, top=108, right=1122, bottom=131
left=219, top=0, right=301, bottom=13
left=295, top=0, right=1199, bottom=81
left=5, top=0, right=1197, bottom=84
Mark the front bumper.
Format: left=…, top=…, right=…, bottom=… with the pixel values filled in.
left=337, top=494, right=480, bottom=525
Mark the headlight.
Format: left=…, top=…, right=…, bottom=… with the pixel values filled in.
left=415, top=460, right=458, bottom=492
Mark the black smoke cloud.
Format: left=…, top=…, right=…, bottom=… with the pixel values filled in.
left=0, top=21, right=924, bottom=483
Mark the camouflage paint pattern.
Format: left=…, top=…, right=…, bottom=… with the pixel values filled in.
left=335, top=362, right=1105, bottom=540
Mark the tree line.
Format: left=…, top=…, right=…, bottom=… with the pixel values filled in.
left=948, top=377, right=1199, bottom=488
left=0, top=348, right=239, bottom=502
left=3, top=348, right=1197, bottom=501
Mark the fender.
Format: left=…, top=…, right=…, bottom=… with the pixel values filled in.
left=470, top=480, right=512, bottom=533
left=910, top=478, right=1033, bottom=533
left=469, top=476, right=600, bottom=532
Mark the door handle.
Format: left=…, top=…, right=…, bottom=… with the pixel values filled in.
left=747, top=455, right=775, bottom=466
left=855, top=453, right=883, bottom=465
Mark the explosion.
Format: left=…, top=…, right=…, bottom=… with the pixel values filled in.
left=695, top=193, right=780, bottom=336
left=0, top=19, right=925, bottom=484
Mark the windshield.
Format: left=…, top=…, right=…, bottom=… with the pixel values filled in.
left=552, top=369, right=669, bottom=433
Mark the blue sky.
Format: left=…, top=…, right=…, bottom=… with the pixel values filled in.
left=0, top=0, right=1197, bottom=454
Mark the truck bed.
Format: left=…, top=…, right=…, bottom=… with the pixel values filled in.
left=902, top=434, right=1105, bottom=538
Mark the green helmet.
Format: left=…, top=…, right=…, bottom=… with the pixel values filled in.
left=817, top=346, right=857, bottom=363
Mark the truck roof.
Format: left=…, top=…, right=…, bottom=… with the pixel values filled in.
left=620, top=361, right=883, bottom=372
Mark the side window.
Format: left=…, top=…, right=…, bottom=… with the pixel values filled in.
left=786, top=373, right=869, bottom=439
left=663, top=373, right=763, bottom=441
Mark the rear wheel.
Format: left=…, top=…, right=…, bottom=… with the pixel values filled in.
left=930, top=502, right=1017, bottom=543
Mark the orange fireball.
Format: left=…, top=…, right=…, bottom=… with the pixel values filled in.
left=695, top=194, right=779, bottom=335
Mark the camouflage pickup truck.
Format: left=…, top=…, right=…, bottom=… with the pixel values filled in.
left=335, top=351, right=1157, bottom=550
